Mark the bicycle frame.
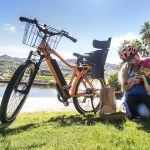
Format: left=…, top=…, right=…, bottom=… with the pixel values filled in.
left=37, top=41, right=95, bottom=101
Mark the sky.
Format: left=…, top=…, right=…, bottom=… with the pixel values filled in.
left=0, top=0, right=150, bottom=64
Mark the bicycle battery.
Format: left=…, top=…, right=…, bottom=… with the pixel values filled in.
left=50, top=59, right=70, bottom=99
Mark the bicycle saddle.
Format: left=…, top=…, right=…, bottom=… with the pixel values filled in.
left=73, top=53, right=89, bottom=59
left=73, top=53, right=91, bottom=65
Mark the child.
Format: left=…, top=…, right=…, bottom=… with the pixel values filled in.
left=140, top=58, right=150, bottom=94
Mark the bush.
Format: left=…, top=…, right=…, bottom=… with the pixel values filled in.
left=106, top=71, right=121, bottom=91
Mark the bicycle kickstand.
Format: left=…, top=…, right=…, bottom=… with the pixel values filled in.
left=91, top=98, right=96, bottom=114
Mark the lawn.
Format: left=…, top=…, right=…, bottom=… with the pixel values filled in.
left=0, top=111, right=150, bottom=150
left=35, top=75, right=70, bottom=81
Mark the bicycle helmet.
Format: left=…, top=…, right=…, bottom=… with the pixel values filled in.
left=141, top=57, right=150, bottom=68
left=119, top=45, right=137, bottom=62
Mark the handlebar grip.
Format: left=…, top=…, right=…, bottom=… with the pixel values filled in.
left=19, top=17, right=37, bottom=24
left=65, top=34, right=77, bottom=43
left=69, top=36, right=77, bottom=43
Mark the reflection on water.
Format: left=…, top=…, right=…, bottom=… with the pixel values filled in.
left=0, top=83, right=57, bottom=97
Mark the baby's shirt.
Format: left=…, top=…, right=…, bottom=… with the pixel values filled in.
left=127, top=76, right=150, bottom=94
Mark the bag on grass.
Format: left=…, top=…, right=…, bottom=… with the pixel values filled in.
left=99, top=87, right=125, bottom=121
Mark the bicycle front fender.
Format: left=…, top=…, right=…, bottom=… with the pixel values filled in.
left=71, top=71, right=87, bottom=96
left=71, top=76, right=81, bottom=96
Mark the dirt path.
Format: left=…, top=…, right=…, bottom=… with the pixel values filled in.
left=0, top=97, right=123, bottom=112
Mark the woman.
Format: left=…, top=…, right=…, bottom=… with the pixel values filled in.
left=118, top=45, right=150, bottom=121
left=126, top=58, right=150, bottom=119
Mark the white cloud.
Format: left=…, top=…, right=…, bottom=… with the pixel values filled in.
left=3, top=24, right=16, bottom=33
left=111, top=32, right=139, bottom=48
left=0, top=45, right=29, bottom=58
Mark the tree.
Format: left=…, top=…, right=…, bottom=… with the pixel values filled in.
left=131, top=39, right=149, bottom=57
left=119, top=40, right=130, bottom=49
left=106, top=71, right=121, bottom=91
left=140, top=21, right=150, bottom=56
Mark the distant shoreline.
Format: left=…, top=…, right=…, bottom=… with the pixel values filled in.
left=0, top=80, right=55, bottom=87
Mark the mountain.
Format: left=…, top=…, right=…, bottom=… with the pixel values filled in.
left=0, top=55, right=25, bottom=64
left=0, top=55, right=117, bottom=76
left=58, top=59, right=117, bottom=75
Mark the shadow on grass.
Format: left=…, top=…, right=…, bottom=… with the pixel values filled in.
left=47, top=114, right=126, bottom=130
left=0, top=123, right=38, bottom=136
left=0, top=114, right=125, bottom=135
left=137, top=119, right=150, bottom=132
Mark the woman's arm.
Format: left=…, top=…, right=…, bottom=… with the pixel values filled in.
left=118, top=63, right=136, bottom=92
left=123, top=80, right=135, bottom=92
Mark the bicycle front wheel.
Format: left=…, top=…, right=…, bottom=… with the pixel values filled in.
left=73, top=77, right=105, bottom=114
left=0, top=60, right=36, bottom=124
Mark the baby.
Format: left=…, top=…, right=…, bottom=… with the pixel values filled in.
left=139, top=58, right=150, bottom=94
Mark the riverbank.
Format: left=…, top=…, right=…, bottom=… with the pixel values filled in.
left=0, top=79, right=56, bottom=86
left=0, top=97, right=123, bottom=112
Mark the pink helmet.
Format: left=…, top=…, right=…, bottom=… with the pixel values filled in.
left=141, top=58, right=150, bottom=68
left=119, top=45, right=137, bottom=62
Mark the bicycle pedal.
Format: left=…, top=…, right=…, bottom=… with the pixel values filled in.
left=63, top=101, right=69, bottom=106
left=63, top=85, right=71, bottom=90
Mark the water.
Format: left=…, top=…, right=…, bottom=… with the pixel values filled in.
left=0, top=83, right=57, bottom=97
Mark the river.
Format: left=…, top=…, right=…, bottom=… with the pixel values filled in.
left=0, top=83, right=57, bottom=97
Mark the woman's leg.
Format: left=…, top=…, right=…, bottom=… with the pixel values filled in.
left=126, top=94, right=140, bottom=118
left=140, top=95, right=150, bottom=115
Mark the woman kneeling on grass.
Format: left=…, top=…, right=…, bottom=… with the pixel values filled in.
left=118, top=45, right=150, bottom=121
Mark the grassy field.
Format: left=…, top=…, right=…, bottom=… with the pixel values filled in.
left=0, top=111, right=150, bottom=150
left=35, top=75, right=70, bottom=81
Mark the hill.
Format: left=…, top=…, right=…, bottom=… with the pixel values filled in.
left=0, top=55, right=117, bottom=79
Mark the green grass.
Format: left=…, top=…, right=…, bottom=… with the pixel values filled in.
left=35, top=75, right=70, bottom=81
left=0, top=111, right=150, bottom=150
left=35, top=75, right=54, bottom=81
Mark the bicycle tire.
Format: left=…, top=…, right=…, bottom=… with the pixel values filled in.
left=73, top=77, right=105, bottom=114
left=0, top=60, right=36, bottom=124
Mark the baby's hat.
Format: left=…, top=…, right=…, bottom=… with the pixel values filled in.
left=141, top=57, right=150, bottom=68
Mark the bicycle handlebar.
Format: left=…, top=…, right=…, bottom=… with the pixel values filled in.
left=19, top=17, right=77, bottom=43
left=20, top=17, right=37, bottom=24
left=62, top=31, right=77, bottom=43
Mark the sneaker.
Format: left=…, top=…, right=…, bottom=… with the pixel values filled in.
left=132, top=116, right=141, bottom=122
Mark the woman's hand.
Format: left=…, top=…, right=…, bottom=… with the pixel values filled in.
left=134, top=74, right=142, bottom=85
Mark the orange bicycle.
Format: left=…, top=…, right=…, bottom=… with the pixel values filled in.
left=0, top=17, right=111, bottom=124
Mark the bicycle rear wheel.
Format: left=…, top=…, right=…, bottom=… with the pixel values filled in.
left=0, top=60, right=36, bottom=124
left=73, top=76, right=105, bottom=114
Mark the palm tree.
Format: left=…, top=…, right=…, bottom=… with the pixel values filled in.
left=119, top=40, right=130, bottom=49
left=140, top=21, right=150, bottom=56
left=131, top=39, right=149, bottom=57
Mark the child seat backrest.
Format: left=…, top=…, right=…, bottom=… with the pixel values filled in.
left=88, top=37, right=111, bottom=79
left=93, top=37, right=111, bottom=50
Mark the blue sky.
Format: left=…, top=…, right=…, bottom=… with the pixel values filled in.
left=0, top=0, right=150, bottom=64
